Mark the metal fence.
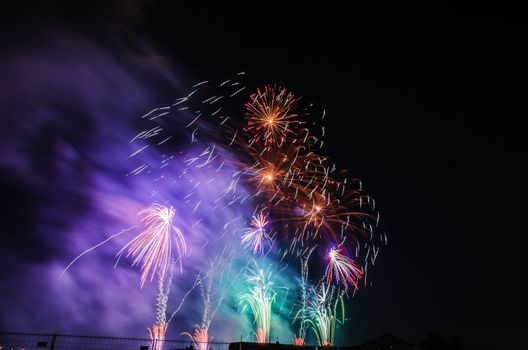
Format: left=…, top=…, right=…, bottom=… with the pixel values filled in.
left=0, top=332, right=230, bottom=350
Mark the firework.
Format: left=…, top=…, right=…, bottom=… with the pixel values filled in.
left=235, top=129, right=324, bottom=199
left=240, top=265, right=276, bottom=343
left=240, top=143, right=294, bottom=199
left=182, top=325, right=210, bottom=350
left=241, top=212, right=272, bottom=254
left=238, top=124, right=374, bottom=251
left=291, top=179, right=377, bottom=249
left=146, top=261, right=175, bottom=350
left=233, top=142, right=329, bottom=243
left=245, top=85, right=302, bottom=146
left=325, top=247, right=363, bottom=291
left=292, top=249, right=314, bottom=346
left=183, top=248, right=236, bottom=350
left=304, top=284, right=344, bottom=346
left=148, top=323, right=168, bottom=350
left=293, top=337, right=305, bottom=346
left=116, top=204, right=187, bottom=288
left=155, top=264, right=174, bottom=327
left=233, top=138, right=307, bottom=206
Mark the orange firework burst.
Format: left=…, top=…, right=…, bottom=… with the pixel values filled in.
left=291, top=174, right=376, bottom=245
left=234, top=138, right=374, bottom=248
left=245, top=85, right=303, bottom=145
left=236, top=135, right=320, bottom=196
left=241, top=143, right=292, bottom=197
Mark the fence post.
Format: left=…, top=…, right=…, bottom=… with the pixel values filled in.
left=49, top=334, right=57, bottom=350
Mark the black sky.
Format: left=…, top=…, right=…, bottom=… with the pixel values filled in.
left=2, top=2, right=526, bottom=349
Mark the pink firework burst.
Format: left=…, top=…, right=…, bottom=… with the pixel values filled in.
left=182, top=325, right=210, bottom=350
left=325, top=247, right=363, bottom=291
left=148, top=323, right=168, bottom=350
left=241, top=212, right=271, bottom=254
left=117, top=204, right=187, bottom=288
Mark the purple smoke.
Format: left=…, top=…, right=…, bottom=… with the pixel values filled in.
left=0, top=32, right=272, bottom=340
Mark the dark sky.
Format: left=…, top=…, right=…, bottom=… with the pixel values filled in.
left=2, top=2, right=526, bottom=349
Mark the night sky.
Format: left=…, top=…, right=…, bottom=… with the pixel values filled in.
left=1, top=2, right=526, bottom=350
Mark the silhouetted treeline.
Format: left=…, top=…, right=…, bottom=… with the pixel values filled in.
left=343, top=332, right=497, bottom=350
left=419, top=333, right=497, bottom=350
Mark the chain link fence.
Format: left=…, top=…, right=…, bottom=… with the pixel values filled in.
left=0, top=332, right=230, bottom=350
